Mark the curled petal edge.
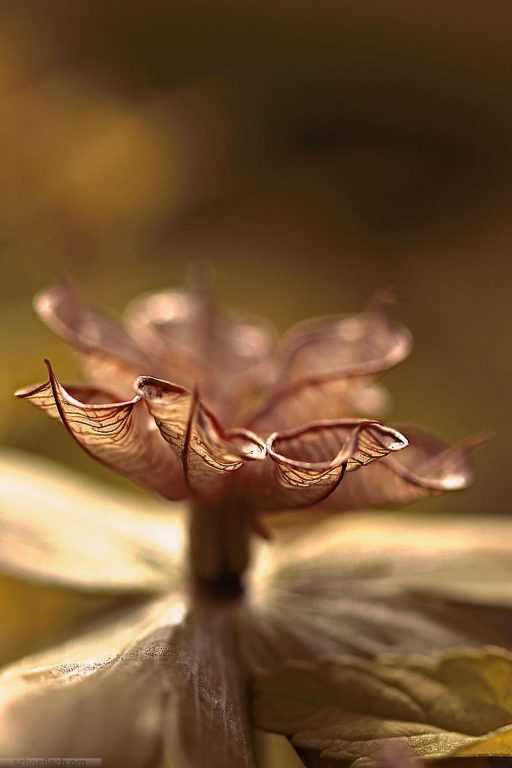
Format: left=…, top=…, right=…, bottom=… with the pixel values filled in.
left=238, top=420, right=409, bottom=513
left=384, top=427, right=490, bottom=493
left=136, top=375, right=266, bottom=498
left=136, top=375, right=267, bottom=460
left=16, top=361, right=187, bottom=500
left=266, top=419, right=408, bottom=475
left=245, top=292, right=412, bottom=432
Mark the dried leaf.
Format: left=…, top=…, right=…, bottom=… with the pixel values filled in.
left=164, top=602, right=255, bottom=768
left=251, top=648, right=512, bottom=766
left=1, top=462, right=512, bottom=767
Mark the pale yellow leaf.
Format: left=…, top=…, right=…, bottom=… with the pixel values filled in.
left=252, top=647, right=512, bottom=766
left=254, top=730, right=306, bottom=767
left=0, top=448, right=186, bottom=592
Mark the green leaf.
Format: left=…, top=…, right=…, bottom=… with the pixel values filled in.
left=252, top=647, right=512, bottom=766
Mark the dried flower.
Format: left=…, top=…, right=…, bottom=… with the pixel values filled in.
left=0, top=282, right=496, bottom=768
left=16, top=283, right=474, bottom=582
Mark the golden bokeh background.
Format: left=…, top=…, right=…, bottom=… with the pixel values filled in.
left=0, top=1, right=511, bottom=667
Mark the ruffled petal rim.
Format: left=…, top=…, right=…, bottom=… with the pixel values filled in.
left=16, top=361, right=188, bottom=500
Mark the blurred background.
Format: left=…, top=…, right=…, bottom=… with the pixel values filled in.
left=0, top=0, right=511, bottom=661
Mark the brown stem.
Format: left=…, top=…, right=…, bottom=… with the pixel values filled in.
left=188, top=501, right=251, bottom=599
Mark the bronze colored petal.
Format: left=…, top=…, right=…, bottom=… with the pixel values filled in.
left=240, top=420, right=407, bottom=511
left=315, top=425, right=481, bottom=513
left=127, top=288, right=276, bottom=419
left=16, top=362, right=187, bottom=500
left=35, top=282, right=155, bottom=399
left=137, top=376, right=265, bottom=498
left=0, top=448, right=185, bottom=592
left=247, top=293, right=411, bottom=434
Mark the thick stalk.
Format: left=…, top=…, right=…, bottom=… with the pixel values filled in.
left=188, top=501, right=251, bottom=598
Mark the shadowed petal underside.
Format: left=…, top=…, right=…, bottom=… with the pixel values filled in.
left=248, top=511, right=512, bottom=660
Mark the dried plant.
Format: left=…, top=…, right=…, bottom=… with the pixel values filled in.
left=0, top=283, right=510, bottom=768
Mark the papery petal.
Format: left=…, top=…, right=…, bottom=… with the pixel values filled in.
left=238, top=420, right=407, bottom=511
left=165, top=602, right=255, bottom=768
left=247, top=293, right=411, bottom=433
left=0, top=574, right=126, bottom=668
left=0, top=596, right=256, bottom=768
left=0, top=594, right=187, bottom=768
left=126, top=288, right=275, bottom=402
left=0, top=448, right=185, bottom=591
left=313, top=426, right=480, bottom=513
left=266, top=512, right=512, bottom=610
left=16, top=362, right=188, bottom=500
left=248, top=511, right=512, bottom=660
left=137, top=376, right=265, bottom=498
left=278, top=292, right=411, bottom=382
left=35, top=282, right=155, bottom=399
